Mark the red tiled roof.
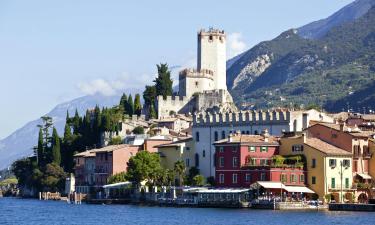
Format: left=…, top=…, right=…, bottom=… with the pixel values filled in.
left=305, top=138, right=351, bottom=156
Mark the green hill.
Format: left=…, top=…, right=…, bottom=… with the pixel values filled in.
left=228, top=5, right=375, bottom=112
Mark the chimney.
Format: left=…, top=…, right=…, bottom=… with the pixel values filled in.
left=339, top=123, right=344, bottom=132
left=302, top=132, right=307, bottom=143
left=228, top=133, right=233, bottom=142
left=262, top=129, right=270, bottom=142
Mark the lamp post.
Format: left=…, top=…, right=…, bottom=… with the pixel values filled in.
left=340, top=160, right=343, bottom=203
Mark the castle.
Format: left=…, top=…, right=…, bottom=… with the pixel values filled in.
left=156, top=28, right=236, bottom=118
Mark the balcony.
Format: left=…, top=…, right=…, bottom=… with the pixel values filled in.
left=362, top=151, right=371, bottom=159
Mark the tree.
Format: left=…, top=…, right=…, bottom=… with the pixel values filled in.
left=154, top=63, right=173, bottom=98
left=192, top=175, right=205, bottom=186
left=143, top=85, right=157, bottom=118
left=108, top=172, right=127, bottom=184
left=119, top=93, right=128, bottom=114
left=40, top=163, right=67, bottom=192
left=134, top=94, right=142, bottom=116
left=51, top=127, right=61, bottom=166
left=109, top=136, right=122, bottom=145
left=127, top=94, right=134, bottom=116
left=72, top=109, right=81, bottom=134
left=186, top=167, right=200, bottom=185
left=149, top=104, right=157, bottom=119
left=174, top=160, right=186, bottom=186
left=36, top=128, right=44, bottom=166
left=126, top=151, right=162, bottom=185
left=37, top=116, right=53, bottom=164
left=133, top=126, right=144, bottom=134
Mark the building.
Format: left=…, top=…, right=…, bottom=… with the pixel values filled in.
left=193, top=109, right=334, bottom=178
left=306, top=122, right=374, bottom=183
left=214, top=131, right=306, bottom=188
left=280, top=134, right=353, bottom=203
left=94, top=145, right=140, bottom=186
left=156, top=137, right=195, bottom=174
left=156, top=28, right=235, bottom=119
left=74, top=144, right=141, bottom=192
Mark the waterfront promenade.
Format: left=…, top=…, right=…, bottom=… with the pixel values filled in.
left=1, top=198, right=375, bottom=225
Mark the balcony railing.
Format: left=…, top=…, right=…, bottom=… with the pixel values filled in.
left=243, top=162, right=304, bottom=169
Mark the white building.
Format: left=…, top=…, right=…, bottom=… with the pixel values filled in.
left=192, top=109, right=334, bottom=178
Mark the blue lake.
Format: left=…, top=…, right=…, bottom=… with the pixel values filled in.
left=1, top=198, right=375, bottom=225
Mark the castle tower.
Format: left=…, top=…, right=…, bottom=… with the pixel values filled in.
left=197, top=28, right=227, bottom=90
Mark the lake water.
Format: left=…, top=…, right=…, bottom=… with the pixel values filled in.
left=1, top=198, right=375, bottom=225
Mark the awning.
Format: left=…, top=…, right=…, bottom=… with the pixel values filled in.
left=250, top=181, right=285, bottom=189
left=284, top=186, right=315, bottom=194
left=103, top=181, right=132, bottom=189
left=357, top=173, right=372, bottom=180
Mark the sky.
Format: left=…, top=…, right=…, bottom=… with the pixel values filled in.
left=0, top=0, right=354, bottom=139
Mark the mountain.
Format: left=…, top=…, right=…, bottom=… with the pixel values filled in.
left=298, top=0, right=375, bottom=39
left=0, top=94, right=121, bottom=169
left=227, top=0, right=375, bottom=112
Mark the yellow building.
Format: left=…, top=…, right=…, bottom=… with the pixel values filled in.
left=156, top=137, right=195, bottom=174
left=369, top=139, right=375, bottom=180
left=280, top=135, right=353, bottom=202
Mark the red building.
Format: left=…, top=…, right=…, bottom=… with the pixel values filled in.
left=214, top=131, right=306, bottom=188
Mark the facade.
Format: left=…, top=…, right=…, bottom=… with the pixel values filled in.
left=156, top=28, right=234, bottom=119
left=214, top=132, right=306, bottom=188
left=156, top=116, right=191, bottom=133
left=280, top=135, right=353, bottom=202
left=94, top=145, right=140, bottom=186
left=306, top=122, right=373, bottom=182
left=156, top=137, right=195, bottom=174
left=193, top=109, right=334, bottom=178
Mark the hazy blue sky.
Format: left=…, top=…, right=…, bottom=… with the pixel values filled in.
left=0, top=0, right=353, bottom=139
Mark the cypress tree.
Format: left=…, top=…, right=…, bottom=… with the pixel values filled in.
left=73, top=109, right=80, bottom=134
left=134, top=94, right=142, bottom=116
left=119, top=93, right=128, bottom=114
left=149, top=103, right=157, bottom=119
left=154, top=63, right=173, bottom=98
left=37, top=128, right=44, bottom=166
left=127, top=94, right=134, bottom=117
left=51, top=127, right=61, bottom=165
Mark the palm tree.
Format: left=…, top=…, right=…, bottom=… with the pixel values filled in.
left=174, top=160, right=186, bottom=186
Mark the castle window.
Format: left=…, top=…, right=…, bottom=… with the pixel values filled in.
left=209, top=35, right=213, bottom=41
left=196, top=132, right=200, bottom=142
left=254, top=130, right=258, bottom=135
left=195, top=153, right=199, bottom=167
left=195, top=81, right=199, bottom=87
left=203, top=150, right=206, bottom=158
left=214, top=131, right=218, bottom=141
left=221, top=131, right=225, bottom=139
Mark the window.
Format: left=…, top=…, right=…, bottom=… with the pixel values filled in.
left=232, top=174, right=238, bottom=184
left=209, top=35, right=213, bottom=41
left=254, top=130, right=258, bottom=135
left=214, top=131, right=218, bottom=141
left=233, top=146, right=238, bottom=152
left=195, top=153, right=199, bottom=167
left=312, top=159, right=316, bottom=168
left=260, top=146, right=268, bottom=152
left=248, top=146, right=256, bottom=152
left=195, top=81, right=199, bottom=87
left=241, top=131, right=245, bottom=134
left=219, top=157, right=224, bottom=167
left=186, top=158, right=190, bottom=167
left=245, top=173, right=251, bottom=183
left=250, top=158, right=257, bottom=166
left=300, top=174, right=305, bottom=183
left=291, top=174, right=297, bottom=183
left=221, top=131, right=225, bottom=139
left=260, top=172, right=266, bottom=181
left=219, top=146, right=224, bottom=153
left=232, top=157, right=238, bottom=168
left=344, top=178, right=349, bottom=189
left=246, top=131, right=250, bottom=134
left=219, top=174, right=224, bottom=184
left=312, top=176, right=316, bottom=185
left=331, top=178, right=335, bottom=188
left=329, top=159, right=336, bottom=168
left=332, top=133, right=338, bottom=138
left=196, top=132, right=200, bottom=142
left=280, top=174, right=287, bottom=183
left=185, top=147, right=190, bottom=151
left=343, top=159, right=350, bottom=168
left=202, top=150, right=206, bottom=158
left=292, top=145, right=304, bottom=152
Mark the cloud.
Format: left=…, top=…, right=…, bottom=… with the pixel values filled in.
left=227, top=32, right=247, bottom=59
left=77, top=73, right=151, bottom=96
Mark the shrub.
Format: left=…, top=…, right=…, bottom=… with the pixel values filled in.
left=133, top=126, right=144, bottom=134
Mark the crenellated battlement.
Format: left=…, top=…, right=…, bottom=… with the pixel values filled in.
left=179, top=68, right=214, bottom=80
left=198, top=28, right=225, bottom=36
left=157, top=95, right=190, bottom=104
left=193, top=110, right=291, bottom=126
